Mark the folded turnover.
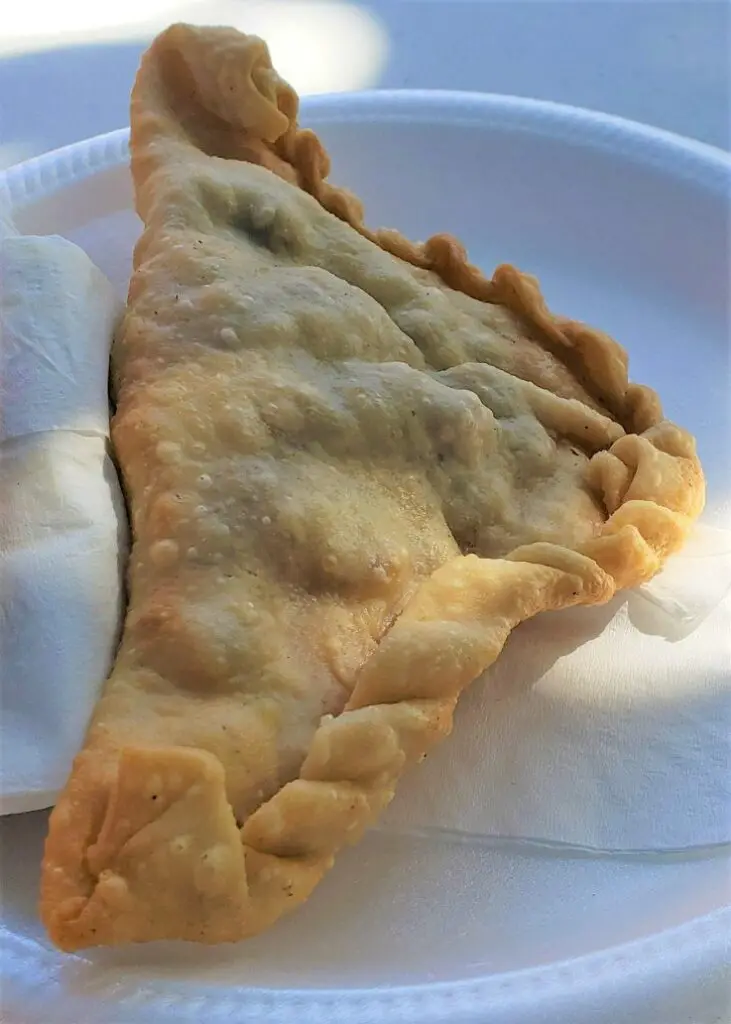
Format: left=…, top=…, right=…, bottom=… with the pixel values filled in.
left=41, top=23, right=705, bottom=950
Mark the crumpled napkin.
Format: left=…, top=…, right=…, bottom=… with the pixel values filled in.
left=382, top=529, right=731, bottom=851
left=0, top=208, right=128, bottom=814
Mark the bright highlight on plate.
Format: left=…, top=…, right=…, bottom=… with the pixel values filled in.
left=0, top=0, right=389, bottom=96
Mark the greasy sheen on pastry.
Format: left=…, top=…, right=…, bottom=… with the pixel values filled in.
left=41, top=24, right=704, bottom=950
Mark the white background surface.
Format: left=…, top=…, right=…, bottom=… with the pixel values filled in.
left=0, top=0, right=730, bottom=169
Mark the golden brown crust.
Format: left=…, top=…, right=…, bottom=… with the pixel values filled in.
left=41, top=24, right=704, bottom=951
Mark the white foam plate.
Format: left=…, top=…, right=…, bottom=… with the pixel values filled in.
left=1, top=92, right=730, bottom=1024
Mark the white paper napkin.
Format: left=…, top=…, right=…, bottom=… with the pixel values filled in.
left=383, top=531, right=731, bottom=852
left=0, top=211, right=128, bottom=814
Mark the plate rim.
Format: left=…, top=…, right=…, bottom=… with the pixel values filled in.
left=1, top=89, right=729, bottom=211
left=1, top=88, right=729, bottom=1022
left=3, top=905, right=729, bottom=1024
